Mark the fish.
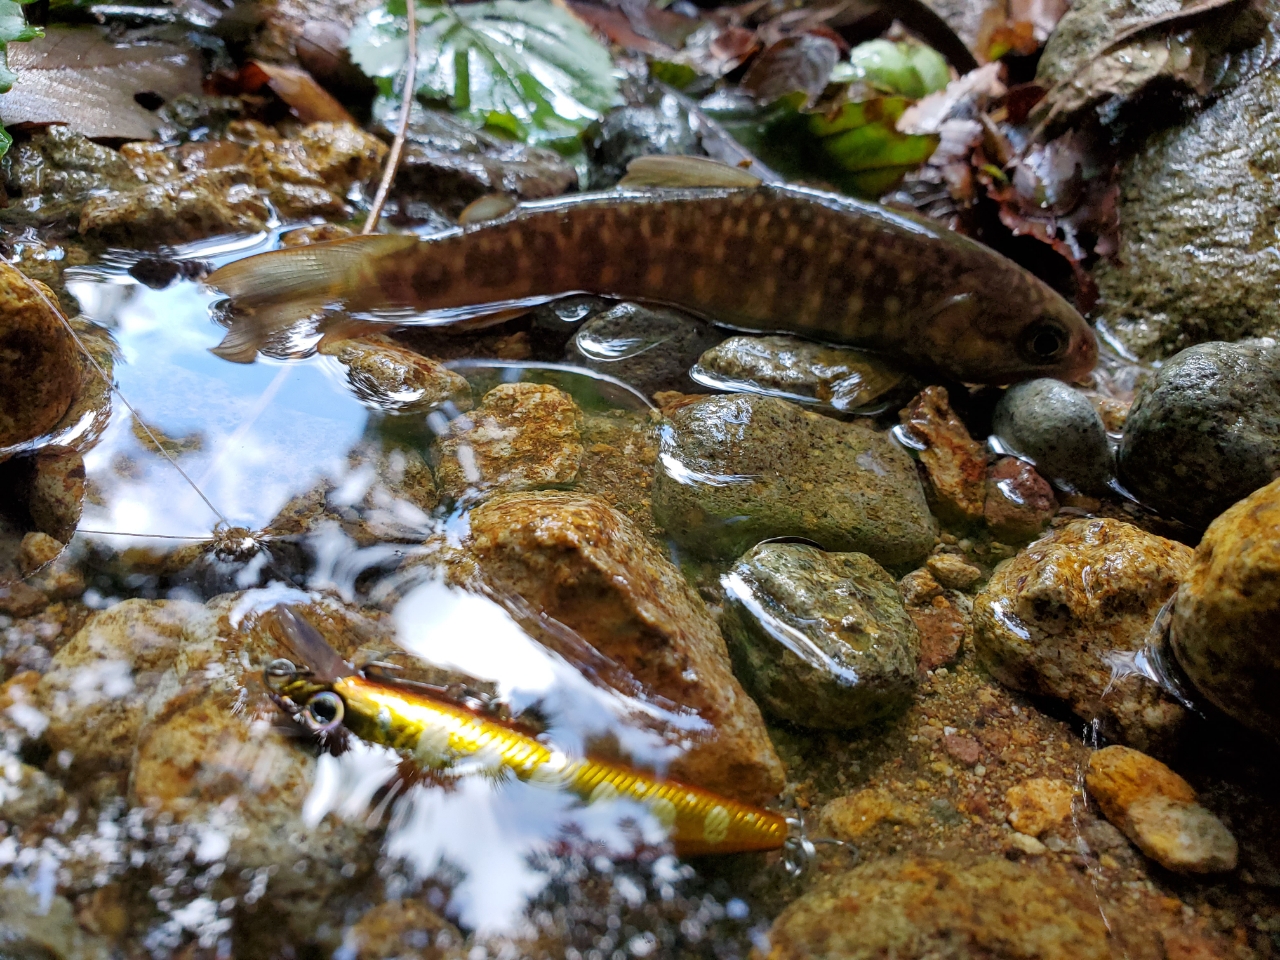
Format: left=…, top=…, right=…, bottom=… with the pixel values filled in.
left=206, top=166, right=1096, bottom=385
left=263, top=604, right=789, bottom=857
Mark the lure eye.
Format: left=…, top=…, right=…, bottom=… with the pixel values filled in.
left=1022, top=320, right=1069, bottom=362
left=265, top=658, right=297, bottom=690
left=302, top=692, right=345, bottom=733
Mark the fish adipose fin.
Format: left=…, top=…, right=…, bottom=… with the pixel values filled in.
left=618, top=155, right=763, bottom=189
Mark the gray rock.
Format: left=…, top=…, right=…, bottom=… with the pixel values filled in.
left=1118, top=339, right=1280, bottom=529
left=720, top=544, right=919, bottom=730
left=0, top=761, right=65, bottom=827
left=651, top=394, right=935, bottom=565
left=567, top=302, right=721, bottom=396
left=992, top=379, right=1114, bottom=496
left=0, top=880, right=111, bottom=960
left=691, top=335, right=907, bottom=413
left=1094, top=68, right=1280, bottom=359
left=585, top=98, right=699, bottom=189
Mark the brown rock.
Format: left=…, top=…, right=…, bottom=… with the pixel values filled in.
left=20, top=533, right=83, bottom=601
left=763, top=856, right=1112, bottom=960
left=899, top=569, right=969, bottom=671
left=80, top=169, right=270, bottom=246
left=820, top=787, right=919, bottom=839
left=0, top=580, right=48, bottom=617
left=241, top=121, right=386, bottom=218
left=925, top=552, right=982, bottom=590
left=1171, top=477, right=1280, bottom=741
left=1006, top=778, right=1075, bottom=837
left=459, top=490, right=787, bottom=804
left=898, top=386, right=988, bottom=526
left=434, top=383, right=583, bottom=503
left=26, top=446, right=86, bottom=543
left=319, top=334, right=472, bottom=415
left=943, top=733, right=983, bottom=766
left=1086, top=746, right=1237, bottom=874
left=0, top=262, right=78, bottom=449
left=346, top=900, right=465, bottom=960
left=983, top=456, right=1058, bottom=543
left=973, top=519, right=1193, bottom=753
left=18, top=531, right=63, bottom=575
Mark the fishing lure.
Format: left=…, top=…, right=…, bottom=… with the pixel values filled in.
left=263, top=604, right=789, bottom=857
left=206, top=161, right=1096, bottom=386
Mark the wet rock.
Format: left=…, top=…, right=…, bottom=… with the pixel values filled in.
left=0, top=756, right=65, bottom=826
left=763, top=856, right=1111, bottom=960
left=983, top=456, right=1059, bottom=544
left=390, top=106, right=577, bottom=217
left=433, top=382, right=584, bottom=503
left=819, top=787, right=920, bottom=840
left=319, top=334, right=472, bottom=415
left=458, top=491, right=787, bottom=804
left=898, top=386, right=987, bottom=525
left=25, top=447, right=86, bottom=544
left=79, top=169, right=270, bottom=246
left=925, top=552, right=982, bottom=591
left=567, top=303, right=721, bottom=397
left=651, top=395, right=935, bottom=566
left=240, top=120, right=386, bottom=218
left=1086, top=745, right=1237, bottom=874
left=345, top=899, right=465, bottom=960
left=992, top=379, right=1114, bottom=496
left=0, top=126, right=136, bottom=228
left=36, top=598, right=206, bottom=773
left=0, top=879, right=111, bottom=960
left=898, top=568, right=969, bottom=671
left=0, top=580, right=46, bottom=618
left=1094, top=68, right=1280, bottom=360
left=1118, top=339, right=1280, bottom=529
left=973, top=519, right=1194, bottom=754
left=719, top=543, right=920, bottom=730
left=18, top=531, right=62, bottom=575
left=585, top=99, right=699, bottom=188
left=0, top=263, right=78, bottom=450
left=693, top=335, right=906, bottom=414
left=20, top=533, right=84, bottom=602
left=1171, top=477, right=1280, bottom=740
left=1006, top=778, right=1075, bottom=837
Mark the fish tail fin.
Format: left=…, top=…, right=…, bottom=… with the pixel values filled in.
left=266, top=604, right=354, bottom=684
left=205, top=234, right=420, bottom=303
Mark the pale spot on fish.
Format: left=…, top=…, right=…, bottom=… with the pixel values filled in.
left=650, top=797, right=678, bottom=830
left=599, top=263, right=619, bottom=287
left=589, top=780, right=620, bottom=804
left=857, top=260, right=875, bottom=280
left=845, top=293, right=864, bottom=319
left=704, top=805, right=731, bottom=844
left=899, top=267, right=915, bottom=285
left=415, top=725, right=453, bottom=768
left=801, top=235, right=816, bottom=253
left=785, top=223, right=800, bottom=244
left=884, top=295, right=901, bottom=317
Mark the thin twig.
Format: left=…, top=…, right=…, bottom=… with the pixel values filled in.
left=363, top=0, right=418, bottom=235
left=15, top=271, right=231, bottom=528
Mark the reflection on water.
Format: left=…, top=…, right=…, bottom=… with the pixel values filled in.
left=0, top=236, right=777, bottom=956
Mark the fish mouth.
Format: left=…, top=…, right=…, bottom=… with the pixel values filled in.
left=1062, top=326, right=1100, bottom=382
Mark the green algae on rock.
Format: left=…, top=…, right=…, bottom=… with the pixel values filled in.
left=1118, top=339, right=1280, bottom=529
left=973, top=518, right=1193, bottom=755
left=762, top=856, right=1112, bottom=960
left=720, top=543, right=919, bottom=730
left=1172, top=477, right=1280, bottom=742
left=651, top=394, right=935, bottom=565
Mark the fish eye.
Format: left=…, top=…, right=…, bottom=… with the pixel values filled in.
left=1021, top=320, right=1069, bottom=362
left=302, top=692, right=344, bottom=733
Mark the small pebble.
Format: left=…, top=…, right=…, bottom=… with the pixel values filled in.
left=1006, top=778, right=1075, bottom=837
left=992, top=378, right=1114, bottom=496
left=1009, top=832, right=1048, bottom=856
left=925, top=553, right=983, bottom=591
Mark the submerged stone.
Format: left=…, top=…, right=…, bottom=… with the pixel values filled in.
left=992, top=379, right=1114, bottom=496
left=694, top=335, right=906, bottom=414
left=0, top=263, right=78, bottom=449
left=319, top=334, right=473, bottom=415
left=719, top=543, right=919, bottom=730
left=567, top=302, right=721, bottom=397
left=983, top=456, right=1058, bottom=544
left=897, top=386, right=987, bottom=526
left=1172, top=477, right=1280, bottom=741
left=763, top=856, right=1112, bottom=960
left=973, top=518, right=1193, bottom=754
left=651, top=394, right=935, bottom=566
left=1118, top=339, right=1280, bottom=529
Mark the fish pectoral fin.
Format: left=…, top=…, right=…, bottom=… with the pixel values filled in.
left=205, top=233, right=419, bottom=302
left=618, top=154, right=764, bottom=189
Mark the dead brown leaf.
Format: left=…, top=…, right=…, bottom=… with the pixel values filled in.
left=0, top=27, right=204, bottom=140
left=740, top=34, right=841, bottom=107
left=239, top=61, right=355, bottom=124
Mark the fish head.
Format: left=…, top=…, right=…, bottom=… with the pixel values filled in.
left=920, top=272, right=1096, bottom=384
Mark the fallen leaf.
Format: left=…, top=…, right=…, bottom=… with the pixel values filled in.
left=238, top=60, right=356, bottom=124
left=741, top=34, right=841, bottom=107
left=348, top=0, right=619, bottom=147
left=898, top=62, right=1006, bottom=134
left=0, top=26, right=204, bottom=139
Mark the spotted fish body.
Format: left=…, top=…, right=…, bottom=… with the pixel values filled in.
left=209, top=186, right=1097, bottom=385
left=336, top=675, right=787, bottom=856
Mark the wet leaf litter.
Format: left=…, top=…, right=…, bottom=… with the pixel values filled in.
left=1, top=0, right=1280, bottom=956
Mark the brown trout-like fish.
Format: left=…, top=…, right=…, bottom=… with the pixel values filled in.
left=207, top=184, right=1096, bottom=384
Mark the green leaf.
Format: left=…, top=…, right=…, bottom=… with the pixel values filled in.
left=847, top=39, right=949, bottom=99
left=0, top=0, right=43, bottom=157
left=349, top=0, right=620, bottom=146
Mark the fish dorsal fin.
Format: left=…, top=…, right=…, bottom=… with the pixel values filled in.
left=458, top=193, right=519, bottom=225
left=618, top=154, right=764, bottom=189
left=205, top=233, right=419, bottom=302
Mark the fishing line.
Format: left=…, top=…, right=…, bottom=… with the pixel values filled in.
left=16, top=272, right=232, bottom=529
